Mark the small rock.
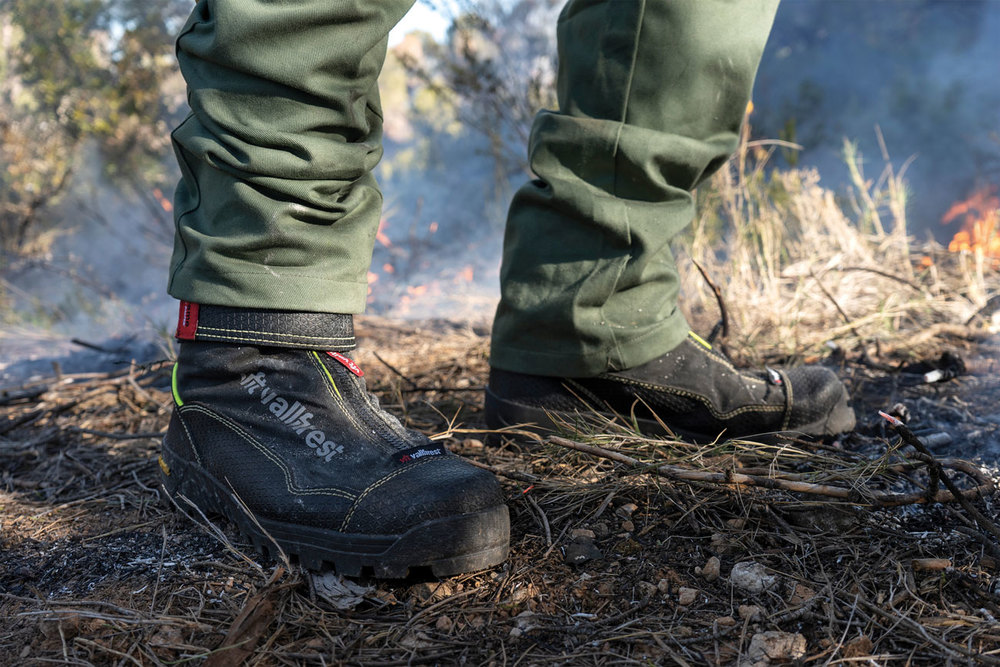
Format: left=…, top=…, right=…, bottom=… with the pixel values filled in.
left=513, top=610, right=538, bottom=632
left=789, top=583, right=816, bottom=605
left=408, top=581, right=454, bottom=603
left=564, top=539, right=603, bottom=565
left=461, top=438, right=484, bottom=451
left=657, top=578, right=670, bottom=594
left=678, top=587, right=698, bottom=606
left=398, top=632, right=435, bottom=650
left=742, top=631, right=806, bottom=666
left=570, top=528, right=596, bottom=540
left=637, top=581, right=658, bottom=598
left=508, top=582, right=537, bottom=604
left=591, top=522, right=611, bottom=538
left=149, top=625, right=185, bottom=648
left=695, top=556, right=721, bottom=582
left=616, top=502, right=638, bottom=518
left=730, top=561, right=778, bottom=593
left=842, top=634, right=873, bottom=658
left=435, top=615, right=454, bottom=632
left=843, top=635, right=873, bottom=658
left=727, top=518, right=747, bottom=530
left=621, top=519, right=635, bottom=532
left=509, top=627, right=523, bottom=638
left=716, top=616, right=737, bottom=627
left=738, top=604, right=763, bottom=622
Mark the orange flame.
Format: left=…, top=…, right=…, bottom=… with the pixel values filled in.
left=943, top=186, right=1000, bottom=257
left=376, top=218, right=392, bottom=247
left=396, top=281, right=444, bottom=315
left=153, top=188, right=173, bottom=213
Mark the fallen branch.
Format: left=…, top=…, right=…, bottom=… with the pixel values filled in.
left=68, top=426, right=165, bottom=441
left=859, top=597, right=1000, bottom=665
left=691, top=258, right=729, bottom=343
left=880, top=411, right=1000, bottom=542
left=547, top=436, right=995, bottom=507
left=0, top=385, right=48, bottom=406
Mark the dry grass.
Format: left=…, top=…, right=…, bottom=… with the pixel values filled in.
left=677, top=127, right=994, bottom=365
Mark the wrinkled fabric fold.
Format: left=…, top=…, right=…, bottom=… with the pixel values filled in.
left=168, top=0, right=416, bottom=312
left=491, top=0, right=779, bottom=376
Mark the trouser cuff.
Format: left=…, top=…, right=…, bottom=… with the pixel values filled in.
left=174, top=301, right=355, bottom=351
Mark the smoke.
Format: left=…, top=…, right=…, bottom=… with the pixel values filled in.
left=753, top=0, right=1000, bottom=238
left=1, top=145, right=177, bottom=382
left=4, top=0, right=999, bottom=380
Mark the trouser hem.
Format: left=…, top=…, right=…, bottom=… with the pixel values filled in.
left=173, top=301, right=356, bottom=351
left=168, top=269, right=368, bottom=316
left=489, top=310, right=690, bottom=377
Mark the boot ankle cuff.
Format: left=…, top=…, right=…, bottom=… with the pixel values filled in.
left=174, top=301, right=355, bottom=350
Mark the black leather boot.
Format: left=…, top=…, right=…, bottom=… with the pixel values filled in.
left=486, top=332, right=855, bottom=442
left=162, top=303, right=509, bottom=577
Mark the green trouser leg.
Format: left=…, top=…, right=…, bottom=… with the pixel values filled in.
left=167, top=0, right=414, bottom=313
left=490, top=0, right=779, bottom=377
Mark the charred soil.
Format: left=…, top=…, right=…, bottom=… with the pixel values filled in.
left=2, top=316, right=1000, bottom=665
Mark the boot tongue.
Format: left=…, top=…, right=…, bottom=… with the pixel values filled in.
left=326, top=351, right=364, bottom=377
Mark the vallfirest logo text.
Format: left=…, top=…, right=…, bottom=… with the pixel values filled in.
left=239, top=372, right=344, bottom=461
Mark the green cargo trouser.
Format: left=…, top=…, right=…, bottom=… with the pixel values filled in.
left=168, top=0, right=778, bottom=377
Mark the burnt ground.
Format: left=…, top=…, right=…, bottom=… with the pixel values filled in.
left=2, top=316, right=1000, bottom=666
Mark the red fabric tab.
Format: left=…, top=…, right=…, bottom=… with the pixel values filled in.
left=326, top=351, right=364, bottom=377
left=176, top=301, right=199, bottom=340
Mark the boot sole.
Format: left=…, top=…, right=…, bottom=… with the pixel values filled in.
left=161, top=439, right=510, bottom=578
left=484, top=387, right=855, bottom=443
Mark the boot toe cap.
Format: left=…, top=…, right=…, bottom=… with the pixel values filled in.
left=342, top=456, right=505, bottom=535
left=785, top=367, right=856, bottom=435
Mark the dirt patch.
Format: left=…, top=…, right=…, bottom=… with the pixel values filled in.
left=2, top=316, right=1000, bottom=665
